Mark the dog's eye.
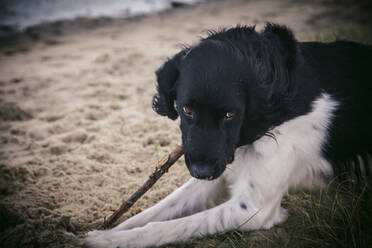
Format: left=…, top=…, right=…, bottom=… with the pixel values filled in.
left=183, top=106, right=193, bottom=117
left=225, top=112, right=236, bottom=119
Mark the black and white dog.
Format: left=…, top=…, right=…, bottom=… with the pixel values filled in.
left=86, top=24, right=372, bottom=248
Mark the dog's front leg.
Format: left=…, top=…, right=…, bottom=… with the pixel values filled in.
left=111, top=177, right=227, bottom=231
left=85, top=197, right=257, bottom=248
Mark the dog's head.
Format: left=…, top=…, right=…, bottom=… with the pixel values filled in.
left=152, top=24, right=298, bottom=180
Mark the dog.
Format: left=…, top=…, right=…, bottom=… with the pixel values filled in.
left=85, top=23, right=372, bottom=248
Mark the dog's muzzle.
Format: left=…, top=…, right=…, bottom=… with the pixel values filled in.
left=188, top=163, right=225, bottom=180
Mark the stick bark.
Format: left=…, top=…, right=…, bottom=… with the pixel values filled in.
left=101, top=145, right=184, bottom=229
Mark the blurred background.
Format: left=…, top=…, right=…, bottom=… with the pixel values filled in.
left=0, top=0, right=371, bottom=248
left=0, top=0, right=207, bottom=35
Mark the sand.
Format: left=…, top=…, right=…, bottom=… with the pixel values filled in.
left=0, top=0, right=371, bottom=247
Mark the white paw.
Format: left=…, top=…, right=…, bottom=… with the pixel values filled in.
left=84, top=229, right=146, bottom=248
left=274, top=207, right=288, bottom=225
left=85, top=230, right=116, bottom=248
left=252, top=207, right=288, bottom=230
left=262, top=207, right=288, bottom=229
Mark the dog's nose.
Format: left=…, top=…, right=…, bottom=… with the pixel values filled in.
left=189, top=163, right=216, bottom=180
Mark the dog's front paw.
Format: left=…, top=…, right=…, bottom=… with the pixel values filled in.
left=84, top=230, right=116, bottom=248
left=274, top=207, right=288, bottom=225
left=261, top=207, right=288, bottom=229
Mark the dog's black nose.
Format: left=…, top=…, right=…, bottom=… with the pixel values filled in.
left=189, top=163, right=216, bottom=180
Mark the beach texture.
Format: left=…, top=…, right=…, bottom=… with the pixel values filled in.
left=0, top=0, right=371, bottom=247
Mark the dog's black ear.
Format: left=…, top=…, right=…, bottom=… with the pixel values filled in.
left=256, top=23, right=298, bottom=103
left=152, top=51, right=186, bottom=120
left=240, top=23, right=298, bottom=143
left=262, top=23, right=297, bottom=70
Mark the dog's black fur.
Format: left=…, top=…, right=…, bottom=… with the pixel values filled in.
left=153, top=23, right=372, bottom=181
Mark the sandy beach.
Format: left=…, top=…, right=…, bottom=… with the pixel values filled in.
left=0, top=0, right=371, bottom=247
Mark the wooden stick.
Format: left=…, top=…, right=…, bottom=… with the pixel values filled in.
left=101, top=145, right=184, bottom=229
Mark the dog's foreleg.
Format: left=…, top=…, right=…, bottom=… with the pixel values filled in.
left=86, top=196, right=259, bottom=248
left=86, top=149, right=297, bottom=248
left=112, top=177, right=227, bottom=231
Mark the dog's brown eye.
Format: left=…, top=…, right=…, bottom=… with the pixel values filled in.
left=183, top=106, right=193, bottom=116
left=225, top=112, right=236, bottom=119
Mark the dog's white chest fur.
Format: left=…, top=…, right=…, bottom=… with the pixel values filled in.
left=86, top=93, right=338, bottom=248
left=226, top=93, right=337, bottom=193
